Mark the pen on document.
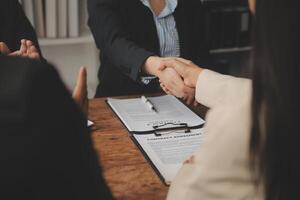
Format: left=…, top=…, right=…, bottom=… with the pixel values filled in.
left=141, top=96, right=157, bottom=112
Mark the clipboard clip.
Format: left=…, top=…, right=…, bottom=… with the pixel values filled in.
left=153, top=122, right=191, bottom=136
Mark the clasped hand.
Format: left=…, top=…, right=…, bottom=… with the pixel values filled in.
left=144, top=56, right=203, bottom=106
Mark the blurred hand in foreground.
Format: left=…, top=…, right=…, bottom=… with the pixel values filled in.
left=0, top=39, right=40, bottom=59
left=73, top=66, right=89, bottom=117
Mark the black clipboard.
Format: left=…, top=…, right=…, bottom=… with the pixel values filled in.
left=105, top=98, right=204, bottom=185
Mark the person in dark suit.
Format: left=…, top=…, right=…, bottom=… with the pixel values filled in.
left=0, top=55, right=113, bottom=200
left=88, top=0, right=211, bottom=100
left=0, top=0, right=41, bottom=59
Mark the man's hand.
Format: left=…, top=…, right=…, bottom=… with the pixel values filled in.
left=164, top=58, right=203, bottom=88
left=73, top=66, right=89, bottom=117
left=143, top=56, right=168, bottom=76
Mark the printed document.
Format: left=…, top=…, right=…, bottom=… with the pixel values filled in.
left=107, top=95, right=205, bottom=132
left=134, top=128, right=204, bottom=184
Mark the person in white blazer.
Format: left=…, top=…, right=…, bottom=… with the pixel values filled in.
left=160, top=0, right=300, bottom=199
left=164, top=61, right=259, bottom=199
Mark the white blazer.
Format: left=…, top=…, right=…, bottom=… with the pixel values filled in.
left=167, top=70, right=264, bottom=200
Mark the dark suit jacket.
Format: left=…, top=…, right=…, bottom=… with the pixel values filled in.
left=88, top=0, right=211, bottom=97
left=0, top=0, right=42, bottom=55
left=0, top=56, right=113, bottom=200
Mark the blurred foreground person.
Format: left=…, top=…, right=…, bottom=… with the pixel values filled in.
left=0, top=55, right=113, bottom=200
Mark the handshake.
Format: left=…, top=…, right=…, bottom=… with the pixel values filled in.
left=144, top=56, right=203, bottom=106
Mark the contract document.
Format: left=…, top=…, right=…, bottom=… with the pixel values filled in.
left=133, top=128, right=204, bottom=185
left=107, top=95, right=205, bottom=184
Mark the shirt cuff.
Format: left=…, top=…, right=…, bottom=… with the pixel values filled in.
left=140, top=76, right=157, bottom=85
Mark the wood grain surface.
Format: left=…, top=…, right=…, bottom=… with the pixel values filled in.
left=88, top=95, right=208, bottom=200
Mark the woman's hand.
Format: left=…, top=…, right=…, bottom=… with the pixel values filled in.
left=143, top=56, right=169, bottom=76
left=184, top=155, right=195, bottom=165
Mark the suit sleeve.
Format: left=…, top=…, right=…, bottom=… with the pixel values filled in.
left=28, top=62, right=113, bottom=200
left=87, top=0, right=155, bottom=81
left=195, top=69, right=252, bottom=108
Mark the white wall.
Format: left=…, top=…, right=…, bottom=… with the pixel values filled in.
left=39, top=0, right=100, bottom=98
left=41, top=43, right=100, bottom=98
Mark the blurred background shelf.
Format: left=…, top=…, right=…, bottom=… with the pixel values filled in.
left=210, top=46, right=252, bottom=54
left=21, top=0, right=99, bottom=97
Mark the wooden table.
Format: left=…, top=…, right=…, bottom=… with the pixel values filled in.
left=88, top=96, right=207, bottom=200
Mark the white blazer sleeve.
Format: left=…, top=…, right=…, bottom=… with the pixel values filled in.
left=195, top=70, right=251, bottom=108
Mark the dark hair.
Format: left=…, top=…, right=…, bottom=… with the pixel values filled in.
left=250, top=0, right=300, bottom=199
